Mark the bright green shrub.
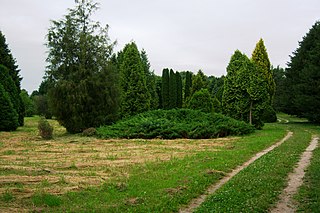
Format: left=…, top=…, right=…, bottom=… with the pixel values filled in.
left=97, top=109, right=254, bottom=139
left=187, top=89, right=214, bottom=113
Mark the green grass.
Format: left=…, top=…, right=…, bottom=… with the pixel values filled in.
left=195, top=121, right=313, bottom=212
left=34, top=123, right=286, bottom=212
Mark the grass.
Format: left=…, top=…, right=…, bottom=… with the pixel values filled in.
left=30, top=123, right=286, bottom=212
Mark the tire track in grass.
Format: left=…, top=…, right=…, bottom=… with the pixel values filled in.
left=271, top=136, right=319, bottom=213
left=179, top=131, right=293, bottom=213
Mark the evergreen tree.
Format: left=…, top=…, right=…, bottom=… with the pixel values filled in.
left=161, top=68, right=170, bottom=109
left=141, top=49, right=158, bottom=109
left=272, top=66, right=286, bottom=112
left=46, top=0, right=119, bottom=133
left=0, top=83, right=19, bottom=131
left=222, top=50, right=268, bottom=129
left=190, top=70, right=208, bottom=96
left=20, top=89, right=35, bottom=117
left=0, top=31, right=24, bottom=126
left=284, top=21, right=320, bottom=122
left=119, top=42, right=150, bottom=118
left=184, top=71, right=192, bottom=103
left=169, top=69, right=177, bottom=108
left=251, top=38, right=276, bottom=122
left=176, top=71, right=183, bottom=108
left=187, top=88, right=213, bottom=113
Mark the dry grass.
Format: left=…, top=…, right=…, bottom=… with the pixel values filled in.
left=0, top=117, right=236, bottom=203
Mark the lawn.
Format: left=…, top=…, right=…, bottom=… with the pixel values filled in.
left=1, top=115, right=318, bottom=212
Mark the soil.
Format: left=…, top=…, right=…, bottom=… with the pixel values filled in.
left=271, top=136, right=319, bottom=213
left=179, top=131, right=293, bottom=213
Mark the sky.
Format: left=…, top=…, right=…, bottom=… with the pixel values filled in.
left=0, top=0, right=319, bottom=93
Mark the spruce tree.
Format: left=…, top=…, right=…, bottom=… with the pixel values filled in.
left=0, top=31, right=24, bottom=126
left=119, top=42, right=151, bottom=118
left=46, top=0, right=119, bottom=133
left=284, top=21, right=320, bottom=122
left=161, top=68, right=170, bottom=109
left=0, top=83, right=19, bottom=131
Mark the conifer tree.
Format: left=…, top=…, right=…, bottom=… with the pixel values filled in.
left=0, top=31, right=24, bottom=126
left=46, top=0, right=119, bottom=133
left=176, top=72, right=183, bottom=108
left=0, top=83, right=19, bottom=131
left=190, top=70, right=208, bottom=96
left=169, top=69, right=177, bottom=108
left=184, top=71, right=192, bottom=103
left=161, top=68, right=170, bottom=109
left=119, top=42, right=150, bottom=117
left=284, top=21, right=320, bottom=122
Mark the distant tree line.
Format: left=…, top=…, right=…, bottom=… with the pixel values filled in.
left=2, top=0, right=319, bottom=133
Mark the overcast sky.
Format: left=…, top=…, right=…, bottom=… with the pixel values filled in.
left=0, top=0, right=319, bottom=93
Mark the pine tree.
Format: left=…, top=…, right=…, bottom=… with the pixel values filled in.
left=0, top=83, right=19, bottom=131
left=46, top=0, right=119, bottom=133
left=161, top=68, right=170, bottom=109
left=176, top=71, right=183, bottom=108
left=119, top=42, right=150, bottom=118
left=0, top=31, right=24, bottom=126
left=284, top=21, right=320, bottom=122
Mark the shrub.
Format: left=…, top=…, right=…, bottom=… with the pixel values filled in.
left=97, top=109, right=254, bottom=139
left=38, top=118, right=53, bottom=139
left=187, top=89, right=213, bottom=113
left=82, top=127, right=97, bottom=137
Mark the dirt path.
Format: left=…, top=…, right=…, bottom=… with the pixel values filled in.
left=271, top=136, right=319, bottom=213
left=179, top=131, right=293, bottom=213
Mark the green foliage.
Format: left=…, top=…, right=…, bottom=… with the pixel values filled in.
left=187, top=89, right=214, bottom=113
left=20, top=89, right=35, bottom=117
left=190, top=70, right=208, bottom=96
left=176, top=72, right=183, bottom=108
left=208, top=75, right=225, bottom=102
left=0, top=83, right=19, bottom=131
left=161, top=68, right=170, bottom=109
left=38, top=118, right=53, bottom=139
left=222, top=50, right=269, bottom=129
left=184, top=71, right=193, bottom=102
left=119, top=42, right=150, bottom=118
left=284, top=21, right=320, bottom=123
left=82, top=127, right=97, bottom=137
left=0, top=31, right=24, bottom=126
left=272, top=66, right=286, bottom=112
left=32, top=193, right=62, bottom=207
left=251, top=38, right=276, bottom=122
left=169, top=69, right=177, bottom=108
left=97, top=109, right=254, bottom=139
left=46, top=0, right=119, bottom=133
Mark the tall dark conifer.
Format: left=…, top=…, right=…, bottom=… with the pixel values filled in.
left=169, top=69, right=177, bottom=108
left=184, top=71, right=192, bottom=103
left=176, top=72, right=183, bottom=108
left=161, top=68, right=170, bottom=109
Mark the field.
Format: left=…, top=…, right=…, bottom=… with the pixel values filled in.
left=0, top=115, right=319, bottom=212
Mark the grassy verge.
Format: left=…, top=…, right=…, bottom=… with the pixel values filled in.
left=195, top=122, right=312, bottom=212
left=19, top=123, right=286, bottom=212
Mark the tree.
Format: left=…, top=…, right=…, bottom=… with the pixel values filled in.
left=119, top=42, right=150, bottom=118
left=20, top=89, right=35, bottom=117
left=169, top=69, right=177, bottom=108
left=32, top=79, right=54, bottom=118
left=284, top=21, right=320, bottom=122
left=187, top=88, right=213, bottom=113
left=46, top=0, right=119, bottom=133
left=176, top=72, right=183, bottom=108
left=190, top=70, right=208, bottom=96
left=0, top=31, right=24, bottom=126
left=0, top=83, right=19, bottom=131
left=272, top=66, right=287, bottom=112
left=222, top=50, right=268, bottom=129
left=161, top=68, right=170, bottom=109
left=251, top=38, right=276, bottom=122
left=141, top=49, right=158, bottom=109
left=184, top=71, right=192, bottom=104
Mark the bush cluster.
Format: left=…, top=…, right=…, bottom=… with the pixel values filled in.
left=97, top=109, right=255, bottom=139
left=38, top=118, right=53, bottom=139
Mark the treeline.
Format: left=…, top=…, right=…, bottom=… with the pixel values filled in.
left=1, top=0, right=319, bottom=133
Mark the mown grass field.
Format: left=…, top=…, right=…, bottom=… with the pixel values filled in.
left=0, top=115, right=319, bottom=212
